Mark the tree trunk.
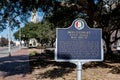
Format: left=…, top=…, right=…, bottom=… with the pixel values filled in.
left=50, top=38, right=55, bottom=47
left=104, top=36, right=113, bottom=59
left=106, top=40, right=112, bottom=54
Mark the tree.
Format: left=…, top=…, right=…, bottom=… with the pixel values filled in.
left=14, top=22, right=39, bottom=46
left=14, top=20, right=55, bottom=47
left=0, top=37, right=8, bottom=46
left=95, top=0, right=120, bottom=54
left=36, top=20, right=55, bottom=47
left=0, top=0, right=31, bottom=31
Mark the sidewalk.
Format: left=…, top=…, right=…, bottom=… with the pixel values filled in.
left=0, top=48, right=32, bottom=80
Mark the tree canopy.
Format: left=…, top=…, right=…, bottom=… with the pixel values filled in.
left=0, top=0, right=119, bottom=29
left=1, top=0, right=120, bottom=53
left=14, top=20, right=55, bottom=46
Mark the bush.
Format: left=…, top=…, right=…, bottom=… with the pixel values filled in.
left=29, top=51, right=38, bottom=56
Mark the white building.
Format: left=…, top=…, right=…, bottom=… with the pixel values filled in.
left=13, top=41, right=20, bottom=46
left=29, top=38, right=38, bottom=48
left=31, top=9, right=38, bottom=23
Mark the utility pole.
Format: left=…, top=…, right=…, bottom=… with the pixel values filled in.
left=8, top=16, right=11, bottom=57
left=6, top=0, right=11, bottom=57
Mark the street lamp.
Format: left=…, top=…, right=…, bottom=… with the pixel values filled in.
left=8, top=16, right=11, bottom=57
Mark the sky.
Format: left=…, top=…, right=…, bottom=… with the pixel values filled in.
left=0, top=23, right=25, bottom=40
left=0, top=12, right=44, bottom=41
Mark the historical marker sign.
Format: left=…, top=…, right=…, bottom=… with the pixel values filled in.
left=55, top=18, right=103, bottom=62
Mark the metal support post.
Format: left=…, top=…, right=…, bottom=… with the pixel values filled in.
left=77, top=62, right=82, bottom=80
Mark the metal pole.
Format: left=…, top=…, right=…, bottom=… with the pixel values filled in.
left=77, top=62, right=82, bottom=80
left=8, top=16, right=11, bottom=57
left=19, top=28, right=21, bottom=50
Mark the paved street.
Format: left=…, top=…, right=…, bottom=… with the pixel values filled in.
left=0, top=46, right=19, bottom=53
left=0, top=48, right=32, bottom=80
left=0, top=46, right=24, bottom=57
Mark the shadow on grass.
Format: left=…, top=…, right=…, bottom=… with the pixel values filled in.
left=29, top=49, right=76, bottom=79
left=0, top=55, right=30, bottom=78
left=83, top=52, right=120, bottom=74
left=29, top=49, right=120, bottom=79
left=40, top=67, right=73, bottom=79
left=104, top=52, right=120, bottom=63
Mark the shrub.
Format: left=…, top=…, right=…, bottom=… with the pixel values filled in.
left=29, top=51, right=38, bottom=56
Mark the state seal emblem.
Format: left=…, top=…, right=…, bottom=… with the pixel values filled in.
left=75, top=20, right=84, bottom=30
